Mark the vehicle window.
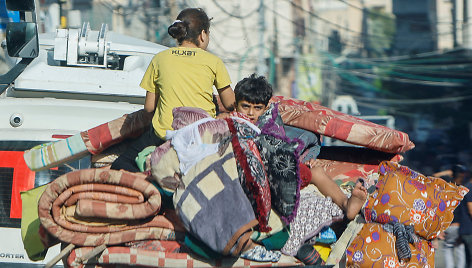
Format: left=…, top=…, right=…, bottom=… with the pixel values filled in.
left=0, top=9, right=20, bottom=76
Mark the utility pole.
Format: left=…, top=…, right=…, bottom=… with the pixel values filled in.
left=58, top=0, right=67, bottom=28
left=112, top=5, right=125, bottom=34
left=464, top=0, right=472, bottom=48
left=273, top=0, right=282, bottom=92
left=257, top=0, right=266, bottom=76
left=169, top=0, right=179, bottom=20
left=452, top=0, right=458, bottom=47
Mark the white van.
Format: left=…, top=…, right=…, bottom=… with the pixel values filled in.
left=0, top=0, right=166, bottom=265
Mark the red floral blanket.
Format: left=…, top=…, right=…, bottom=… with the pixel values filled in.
left=272, top=96, right=415, bottom=154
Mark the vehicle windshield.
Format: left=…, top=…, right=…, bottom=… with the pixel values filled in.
left=0, top=141, right=90, bottom=228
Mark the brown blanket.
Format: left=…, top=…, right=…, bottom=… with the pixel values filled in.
left=38, top=169, right=184, bottom=247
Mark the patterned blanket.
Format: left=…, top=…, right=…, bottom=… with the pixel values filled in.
left=38, top=169, right=184, bottom=247
left=66, top=245, right=302, bottom=267
left=314, top=146, right=403, bottom=182
left=255, top=103, right=303, bottom=225
left=23, top=133, right=88, bottom=171
left=173, top=144, right=258, bottom=256
left=225, top=116, right=272, bottom=232
left=81, top=109, right=153, bottom=155
left=272, top=96, right=415, bottom=153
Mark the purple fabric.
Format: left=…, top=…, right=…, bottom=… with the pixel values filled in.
left=255, top=103, right=304, bottom=224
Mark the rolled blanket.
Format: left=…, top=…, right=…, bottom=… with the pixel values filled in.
left=81, top=109, right=153, bottom=155
left=38, top=169, right=185, bottom=247
left=23, top=133, right=88, bottom=171
left=24, top=109, right=152, bottom=171
left=272, top=95, right=415, bottom=154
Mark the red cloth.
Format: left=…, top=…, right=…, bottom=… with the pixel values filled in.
left=299, top=163, right=312, bottom=188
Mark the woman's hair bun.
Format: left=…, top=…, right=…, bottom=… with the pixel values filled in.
left=168, top=20, right=187, bottom=40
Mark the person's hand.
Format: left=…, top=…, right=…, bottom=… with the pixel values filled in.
left=304, top=159, right=316, bottom=168
left=437, top=231, right=445, bottom=240
left=431, top=238, right=440, bottom=249
left=216, top=112, right=230, bottom=119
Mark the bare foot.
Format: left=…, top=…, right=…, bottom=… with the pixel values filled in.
left=345, top=182, right=367, bottom=220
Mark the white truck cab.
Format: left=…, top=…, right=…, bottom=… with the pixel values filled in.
left=0, top=0, right=166, bottom=265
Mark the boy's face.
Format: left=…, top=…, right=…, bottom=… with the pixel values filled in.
left=236, top=100, right=267, bottom=123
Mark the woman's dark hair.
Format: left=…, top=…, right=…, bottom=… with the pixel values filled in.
left=168, top=8, right=210, bottom=46
left=234, top=73, right=273, bottom=106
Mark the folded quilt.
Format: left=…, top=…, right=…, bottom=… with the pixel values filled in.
left=67, top=245, right=302, bottom=267
left=38, top=169, right=185, bottom=247
left=272, top=96, right=415, bottom=154
left=173, top=144, right=258, bottom=256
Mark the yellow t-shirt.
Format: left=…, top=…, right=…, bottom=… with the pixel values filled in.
left=140, top=47, right=231, bottom=138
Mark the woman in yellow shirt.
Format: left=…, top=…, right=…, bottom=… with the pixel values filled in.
left=111, top=8, right=235, bottom=172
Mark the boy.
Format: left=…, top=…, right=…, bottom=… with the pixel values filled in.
left=230, top=73, right=367, bottom=220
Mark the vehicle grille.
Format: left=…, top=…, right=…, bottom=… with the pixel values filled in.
left=0, top=168, right=21, bottom=228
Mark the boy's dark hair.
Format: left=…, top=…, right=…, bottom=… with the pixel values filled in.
left=168, top=8, right=211, bottom=46
left=234, top=73, right=273, bottom=106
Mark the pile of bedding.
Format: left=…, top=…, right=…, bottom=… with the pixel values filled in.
left=21, top=96, right=464, bottom=267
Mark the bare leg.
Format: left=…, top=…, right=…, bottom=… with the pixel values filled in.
left=309, top=167, right=367, bottom=220
left=346, top=182, right=368, bottom=220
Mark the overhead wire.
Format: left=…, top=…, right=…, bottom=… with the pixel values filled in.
left=354, top=94, right=472, bottom=105
left=335, top=0, right=458, bottom=25
left=128, top=0, right=471, bottom=107
left=282, top=0, right=418, bottom=43
left=284, top=0, right=458, bottom=49
left=209, top=0, right=259, bottom=19
left=263, top=1, right=472, bottom=108
left=315, top=48, right=472, bottom=75
left=317, top=64, right=467, bottom=86
left=262, top=11, right=470, bottom=92
left=263, top=4, right=365, bottom=49
left=264, top=13, right=472, bottom=86
left=97, top=0, right=144, bottom=16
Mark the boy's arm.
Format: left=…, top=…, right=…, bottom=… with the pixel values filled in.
left=217, top=86, right=235, bottom=112
left=216, top=112, right=231, bottom=119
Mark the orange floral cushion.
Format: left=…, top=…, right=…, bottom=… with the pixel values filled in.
left=346, top=222, right=434, bottom=268
left=364, top=161, right=469, bottom=240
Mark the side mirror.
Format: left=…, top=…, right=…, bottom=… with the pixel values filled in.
left=6, top=0, right=35, bottom=11
left=6, top=22, right=39, bottom=58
